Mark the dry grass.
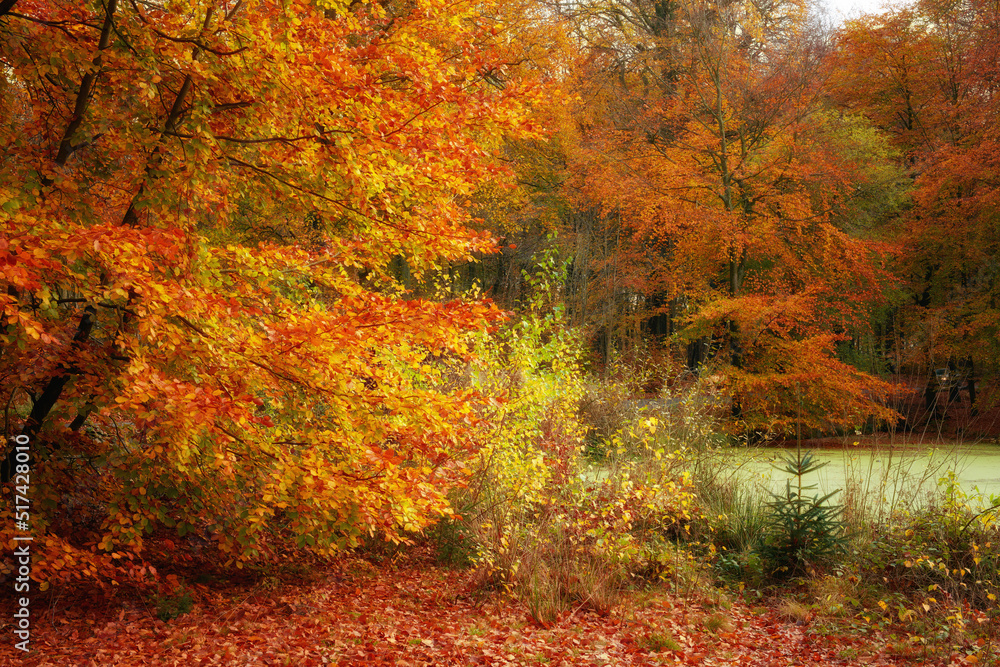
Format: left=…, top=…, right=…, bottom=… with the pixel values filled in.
left=808, top=575, right=857, bottom=618
left=776, top=599, right=813, bottom=624
left=704, top=612, right=733, bottom=634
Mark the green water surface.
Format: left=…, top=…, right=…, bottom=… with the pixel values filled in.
left=731, top=443, right=1000, bottom=510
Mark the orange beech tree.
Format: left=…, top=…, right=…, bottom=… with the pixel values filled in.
left=0, top=0, right=549, bottom=581
left=832, top=0, right=1000, bottom=398
left=547, top=0, right=900, bottom=433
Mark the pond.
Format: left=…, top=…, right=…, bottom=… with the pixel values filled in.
left=724, top=442, right=1000, bottom=511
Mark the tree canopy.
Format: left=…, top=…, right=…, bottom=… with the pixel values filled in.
left=0, top=0, right=550, bottom=577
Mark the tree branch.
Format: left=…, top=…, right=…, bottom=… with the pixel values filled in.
left=0, top=0, right=18, bottom=19
left=53, top=0, right=119, bottom=168
left=121, top=5, right=214, bottom=226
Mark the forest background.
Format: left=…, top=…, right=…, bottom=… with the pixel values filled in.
left=1, top=0, right=999, bottom=664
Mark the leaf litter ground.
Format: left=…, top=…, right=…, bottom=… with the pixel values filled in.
left=1, top=552, right=980, bottom=666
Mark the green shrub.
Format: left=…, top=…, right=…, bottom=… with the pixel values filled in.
left=861, top=473, right=1000, bottom=617
left=154, top=587, right=194, bottom=621
left=427, top=514, right=477, bottom=568
left=714, top=548, right=765, bottom=589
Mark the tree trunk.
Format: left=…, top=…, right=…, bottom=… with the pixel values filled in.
left=1, top=306, right=96, bottom=482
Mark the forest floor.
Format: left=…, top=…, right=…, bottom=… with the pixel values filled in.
left=1, top=550, right=985, bottom=666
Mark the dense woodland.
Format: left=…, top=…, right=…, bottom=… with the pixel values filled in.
left=1, top=0, right=999, bottom=664
left=469, top=0, right=999, bottom=437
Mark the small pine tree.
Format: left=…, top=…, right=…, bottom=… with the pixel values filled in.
left=762, top=449, right=846, bottom=578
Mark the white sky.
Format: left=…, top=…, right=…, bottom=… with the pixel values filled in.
left=820, top=0, right=914, bottom=24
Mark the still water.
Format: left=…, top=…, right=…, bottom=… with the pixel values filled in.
left=727, top=443, right=1000, bottom=510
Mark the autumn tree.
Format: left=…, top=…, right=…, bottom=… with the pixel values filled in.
left=831, top=0, right=1000, bottom=407
left=544, top=0, right=901, bottom=432
left=0, top=0, right=547, bottom=582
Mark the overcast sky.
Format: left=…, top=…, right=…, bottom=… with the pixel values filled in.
left=820, top=0, right=914, bottom=24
